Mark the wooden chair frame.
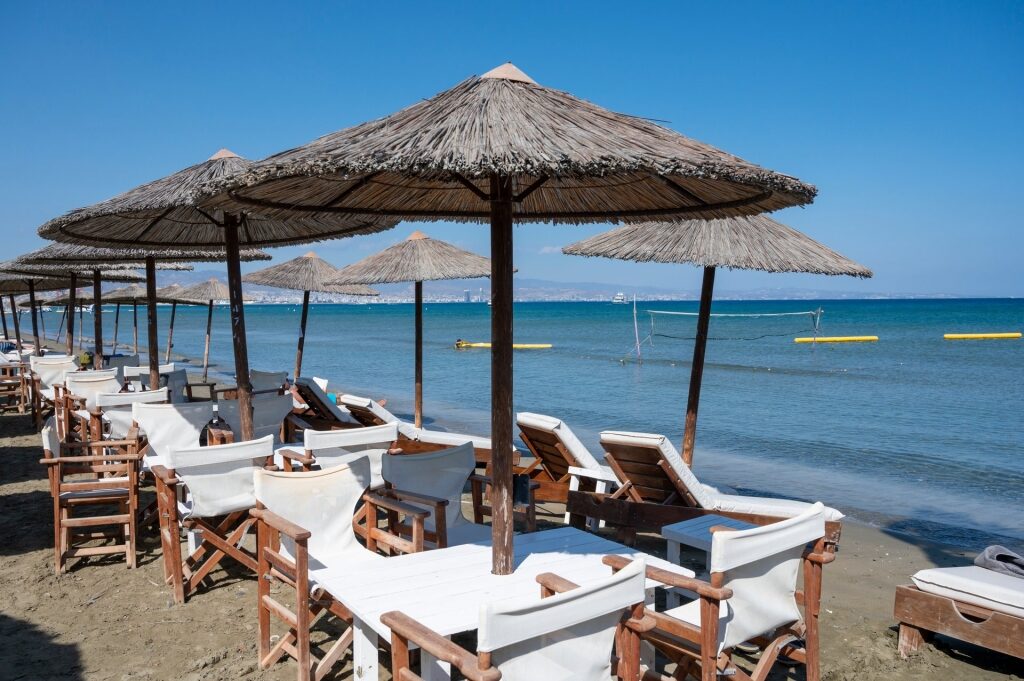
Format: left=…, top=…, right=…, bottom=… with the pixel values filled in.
left=0, top=361, right=27, bottom=415
left=253, top=497, right=428, bottom=681
left=382, top=569, right=655, bottom=681
left=516, top=422, right=586, bottom=504
left=41, top=436, right=140, bottom=574
left=894, top=584, right=1024, bottom=661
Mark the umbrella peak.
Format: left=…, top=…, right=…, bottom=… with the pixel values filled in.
left=480, top=62, right=536, bottom=84
left=406, top=231, right=429, bottom=241
left=301, top=251, right=319, bottom=258
left=208, top=148, right=240, bottom=160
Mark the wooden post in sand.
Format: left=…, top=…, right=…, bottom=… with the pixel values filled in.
left=681, top=266, right=715, bottom=467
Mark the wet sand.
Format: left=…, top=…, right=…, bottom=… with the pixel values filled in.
left=1, top=411, right=1020, bottom=680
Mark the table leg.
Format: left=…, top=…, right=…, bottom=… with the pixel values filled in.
left=666, top=539, right=681, bottom=609
left=594, top=480, right=609, bottom=530
left=352, top=617, right=379, bottom=680
left=564, top=475, right=580, bottom=525
left=642, top=587, right=656, bottom=669
left=421, top=649, right=452, bottom=681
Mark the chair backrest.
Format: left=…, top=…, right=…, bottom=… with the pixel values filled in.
left=167, top=435, right=273, bottom=519
left=599, top=431, right=713, bottom=507
left=30, top=356, right=79, bottom=390
left=65, top=370, right=123, bottom=410
left=254, top=456, right=372, bottom=568
left=219, top=392, right=295, bottom=443
left=710, top=503, right=826, bottom=651
left=294, top=376, right=348, bottom=423
left=304, top=423, right=399, bottom=487
left=138, top=367, right=188, bottom=403
left=382, top=441, right=475, bottom=530
left=251, top=370, right=288, bottom=393
left=105, top=354, right=140, bottom=383
left=40, top=417, right=60, bottom=458
left=478, top=558, right=646, bottom=681
left=339, top=394, right=397, bottom=427
left=132, top=401, right=213, bottom=465
left=95, top=388, right=168, bottom=439
left=517, top=413, right=604, bottom=478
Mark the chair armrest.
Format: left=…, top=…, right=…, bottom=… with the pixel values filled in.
left=603, top=555, right=732, bottom=600
left=276, top=447, right=314, bottom=465
left=250, top=507, right=311, bottom=541
left=537, top=572, right=580, bottom=595
left=567, top=465, right=620, bottom=484
left=382, top=487, right=449, bottom=508
left=468, top=473, right=491, bottom=485
left=380, top=611, right=501, bottom=681
left=150, top=464, right=179, bottom=486
left=40, top=453, right=138, bottom=464
left=364, top=492, right=430, bottom=520
left=804, top=549, right=836, bottom=565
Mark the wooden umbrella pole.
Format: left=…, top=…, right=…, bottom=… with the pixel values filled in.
left=224, top=214, right=254, bottom=440
left=489, top=174, right=515, bottom=576
left=202, top=300, right=213, bottom=381
left=132, top=301, right=138, bottom=353
left=145, top=257, right=160, bottom=390
left=66, top=273, right=76, bottom=355
left=164, top=301, right=177, bottom=363
left=92, top=270, right=103, bottom=369
left=8, top=295, right=22, bottom=351
left=0, top=294, right=8, bottom=340
left=681, top=266, right=716, bottom=467
left=294, top=289, right=310, bottom=380
left=414, top=280, right=423, bottom=428
left=40, top=302, right=47, bottom=340
left=112, top=303, right=121, bottom=353
left=28, top=280, right=41, bottom=356
left=78, top=304, right=84, bottom=353
left=56, top=306, right=66, bottom=342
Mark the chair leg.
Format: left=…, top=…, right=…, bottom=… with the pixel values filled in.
left=52, top=500, right=63, bottom=575
left=897, top=623, right=927, bottom=658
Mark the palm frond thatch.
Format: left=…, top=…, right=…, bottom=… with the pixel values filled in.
left=562, top=216, right=872, bottom=277
left=16, top=242, right=272, bottom=264
left=2, top=260, right=190, bottom=278
left=178, top=278, right=252, bottom=303
left=328, top=231, right=493, bottom=285
left=242, top=251, right=378, bottom=296
left=37, top=149, right=398, bottom=248
left=199, top=64, right=815, bottom=225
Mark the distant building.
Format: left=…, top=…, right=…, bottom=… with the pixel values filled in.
left=464, top=289, right=471, bottom=303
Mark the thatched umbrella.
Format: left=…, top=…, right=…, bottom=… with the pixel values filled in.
left=563, top=215, right=872, bottom=465
left=192, top=63, right=815, bottom=574
left=17, top=242, right=268, bottom=373
left=177, top=278, right=254, bottom=380
left=329, top=231, right=491, bottom=427
left=242, top=251, right=378, bottom=380
left=39, top=148, right=392, bottom=439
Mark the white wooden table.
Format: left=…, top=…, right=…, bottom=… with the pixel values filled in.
left=317, top=526, right=694, bottom=680
left=661, top=513, right=755, bottom=607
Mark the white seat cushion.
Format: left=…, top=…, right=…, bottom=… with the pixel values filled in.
left=912, top=566, right=1024, bottom=618
left=517, top=412, right=605, bottom=470
left=59, top=478, right=131, bottom=501
left=709, top=492, right=845, bottom=522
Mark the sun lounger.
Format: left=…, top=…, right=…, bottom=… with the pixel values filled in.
left=288, top=376, right=355, bottom=431
left=895, top=565, right=1024, bottom=660
left=616, top=502, right=833, bottom=681
left=252, top=456, right=427, bottom=680
left=382, top=557, right=650, bottom=681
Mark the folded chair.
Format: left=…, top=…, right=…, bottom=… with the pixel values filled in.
left=219, top=392, right=295, bottom=444
left=382, top=557, right=652, bottom=681
left=612, top=503, right=833, bottom=681
left=40, top=418, right=140, bottom=574
left=29, top=355, right=78, bottom=430
left=895, top=565, right=1024, bottom=661
left=376, top=441, right=536, bottom=549
left=253, top=456, right=429, bottom=680
left=517, top=412, right=618, bottom=507
left=594, top=431, right=844, bottom=547
left=153, top=435, right=274, bottom=604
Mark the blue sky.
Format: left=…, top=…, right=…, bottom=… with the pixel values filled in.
left=1, top=2, right=1021, bottom=296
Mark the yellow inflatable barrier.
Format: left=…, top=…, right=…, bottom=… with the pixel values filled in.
left=794, top=336, right=878, bottom=343
left=455, top=341, right=552, bottom=349
left=943, top=332, right=1021, bottom=340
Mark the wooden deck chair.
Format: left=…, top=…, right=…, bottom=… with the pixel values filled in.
left=276, top=422, right=400, bottom=480
left=40, top=418, right=140, bottom=574
left=252, top=457, right=428, bottom=681
left=289, top=376, right=355, bottom=432
left=153, top=435, right=274, bottom=604
left=596, top=431, right=844, bottom=547
left=376, top=441, right=536, bottom=549
left=29, top=355, right=78, bottom=430
left=382, top=557, right=652, bottom=681
left=516, top=412, right=618, bottom=506
left=219, top=392, right=295, bottom=444
left=611, top=503, right=833, bottom=681
left=895, top=566, right=1024, bottom=661
left=63, top=369, right=123, bottom=440
left=0, top=355, right=28, bottom=415
left=93, top=388, right=169, bottom=440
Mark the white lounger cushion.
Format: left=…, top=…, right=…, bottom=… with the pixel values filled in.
left=600, top=430, right=844, bottom=522
left=340, top=393, right=398, bottom=424
left=295, top=376, right=351, bottom=422
left=912, top=566, right=1024, bottom=619
left=517, top=412, right=605, bottom=471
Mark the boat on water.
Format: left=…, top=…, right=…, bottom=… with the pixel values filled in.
left=611, top=292, right=627, bottom=304
left=455, top=340, right=552, bottom=350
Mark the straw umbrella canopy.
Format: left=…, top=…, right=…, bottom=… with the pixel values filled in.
left=177, top=278, right=254, bottom=380
left=37, top=148, right=390, bottom=437
left=189, top=63, right=816, bottom=575
left=329, top=231, right=492, bottom=427
left=563, top=215, right=872, bottom=465
left=242, top=251, right=378, bottom=380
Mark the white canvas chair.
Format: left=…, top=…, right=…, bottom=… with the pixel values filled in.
left=253, top=457, right=428, bottom=681
left=131, top=401, right=214, bottom=470
left=0, top=354, right=27, bottom=415
left=153, top=435, right=274, bottom=604
left=62, top=370, right=123, bottom=438
left=382, top=557, right=651, bottom=681
left=105, top=354, right=139, bottom=384
left=617, top=503, right=833, bottom=681
left=219, top=392, right=295, bottom=444
left=276, top=422, right=400, bottom=486
left=29, top=355, right=78, bottom=429
left=94, top=388, right=168, bottom=440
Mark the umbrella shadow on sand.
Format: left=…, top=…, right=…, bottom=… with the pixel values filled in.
left=0, top=613, right=83, bottom=679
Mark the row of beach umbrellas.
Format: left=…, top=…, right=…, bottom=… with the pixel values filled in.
left=13, top=62, right=870, bottom=574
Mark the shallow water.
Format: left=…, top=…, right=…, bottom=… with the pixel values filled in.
left=38, top=298, right=1023, bottom=549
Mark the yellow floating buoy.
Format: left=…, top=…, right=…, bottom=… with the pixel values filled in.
left=455, top=341, right=552, bottom=349
left=943, top=332, right=1021, bottom=340
left=794, top=336, right=878, bottom=343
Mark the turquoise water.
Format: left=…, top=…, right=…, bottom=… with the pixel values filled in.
left=35, top=298, right=1023, bottom=548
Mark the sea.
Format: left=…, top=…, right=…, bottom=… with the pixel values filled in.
left=35, top=298, right=1023, bottom=550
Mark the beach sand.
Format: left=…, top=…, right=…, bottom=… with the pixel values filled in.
left=1, top=411, right=1020, bottom=680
